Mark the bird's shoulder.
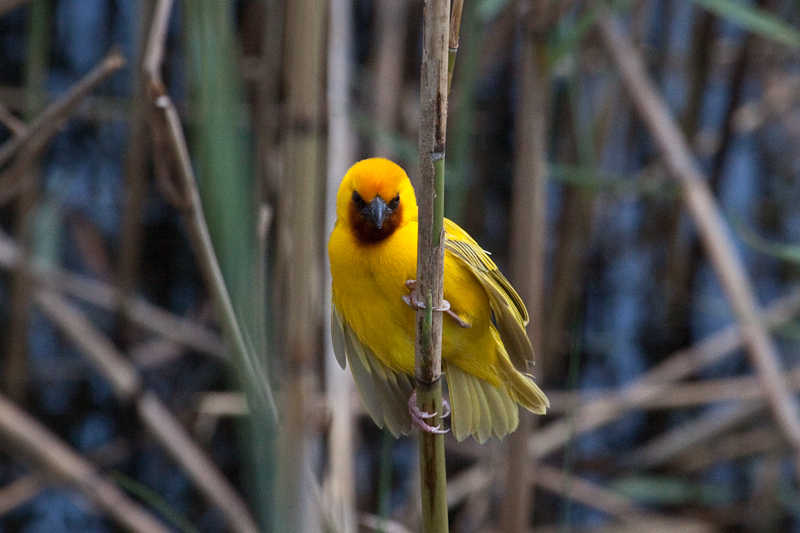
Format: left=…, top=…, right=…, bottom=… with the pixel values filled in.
left=443, top=218, right=528, bottom=324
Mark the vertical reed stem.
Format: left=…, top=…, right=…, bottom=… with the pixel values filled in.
left=416, top=0, right=450, bottom=530
left=4, top=0, right=49, bottom=402
left=325, top=0, right=357, bottom=529
left=503, top=6, right=552, bottom=530
left=279, top=0, right=326, bottom=529
left=447, top=0, right=464, bottom=94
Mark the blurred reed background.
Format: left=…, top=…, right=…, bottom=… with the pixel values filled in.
left=0, top=0, right=800, bottom=531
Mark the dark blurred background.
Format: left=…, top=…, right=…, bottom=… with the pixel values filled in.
left=1, top=0, right=800, bottom=532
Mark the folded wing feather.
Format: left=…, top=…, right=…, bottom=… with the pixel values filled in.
left=331, top=305, right=413, bottom=437
left=444, top=220, right=535, bottom=371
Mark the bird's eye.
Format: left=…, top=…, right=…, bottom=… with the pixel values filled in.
left=352, top=191, right=366, bottom=208
left=388, top=194, right=400, bottom=210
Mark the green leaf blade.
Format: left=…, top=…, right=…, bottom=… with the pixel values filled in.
left=691, top=0, right=800, bottom=48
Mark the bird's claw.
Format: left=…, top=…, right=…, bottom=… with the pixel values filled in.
left=402, top=280, right=471, bottom=328
left=441, top=398, right=451, bottom=418
left=408, top=391, right=450, bottom=435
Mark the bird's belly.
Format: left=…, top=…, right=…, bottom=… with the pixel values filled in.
left=345, top=288, right=416, bottom=374
left=330, top=237, right=418, bottom=375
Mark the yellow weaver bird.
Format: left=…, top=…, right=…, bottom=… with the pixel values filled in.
left=329, top=158, right=549, bottom=442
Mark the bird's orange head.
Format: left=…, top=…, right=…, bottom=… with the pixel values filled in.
left=336, top=158, right=417, bottom=244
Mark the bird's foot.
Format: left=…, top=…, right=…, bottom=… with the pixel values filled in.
left=402, top=280, right=471, bottom=329
left=402, top=280, right=426, bottom=310
left=408, top=390, right=449, bottom=434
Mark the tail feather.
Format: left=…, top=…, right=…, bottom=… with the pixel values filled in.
left=498, top=355, right=549, bottom=414
left=445, top=362, right=519, bottom=443
left=445, top=354, right=548, bottom=443
left=481, top=379, right=514, bottom=439
left=469, top=375, right=492, bottom=443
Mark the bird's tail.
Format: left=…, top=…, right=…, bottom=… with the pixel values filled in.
left=445, top=355, right=548, bottom=443
left=497, top=355, right=549, bottom=415
left=445, top=362, right=519, bottom=443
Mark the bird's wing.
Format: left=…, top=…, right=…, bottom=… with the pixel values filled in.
left=332, top=305, right=414, bottom=437
left=444, top=219, right=535, bottom=370
left=331, top=305, right=349, bottom=370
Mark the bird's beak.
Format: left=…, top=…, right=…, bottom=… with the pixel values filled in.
left=367, top=196, right=388, bottom=229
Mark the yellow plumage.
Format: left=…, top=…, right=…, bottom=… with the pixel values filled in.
left=328, top=158, right=549, bottom=442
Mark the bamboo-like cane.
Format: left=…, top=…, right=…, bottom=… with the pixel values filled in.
left=416, top=0, right=451, bottom=530
left=3, top=0, right=49, bottom=403
left=277, top=0, right=326, bottom=529
left=447, top=0, right=464, bottom=94
left=372, top=0, right=408, bottom=160
left=325, top=0, right=358, bottom=528
left=503, top=6, right=553, bottom=530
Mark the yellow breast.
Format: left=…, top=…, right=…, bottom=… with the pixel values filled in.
left=329, top=219, right=418, bottom=375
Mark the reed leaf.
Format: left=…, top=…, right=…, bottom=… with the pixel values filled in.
left=690, top=0, right=800, bottom=48
left=183, top=3, right=275, bottom=529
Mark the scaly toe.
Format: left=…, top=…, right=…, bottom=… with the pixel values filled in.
left=402, top=294, right=426, bottom=310
left=433, top=299, right=450, bottom=312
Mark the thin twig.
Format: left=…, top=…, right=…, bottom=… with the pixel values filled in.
left=137, top=391, right=260, bottom=532
left=0, top=394, right=171, bottom=533
left=37, top=290, right=141, bottom=399
left=0, top=475, right=43, bottom=516
left=0, top=101, right=26, bottom=136
left=448, top=463, right=707, bottom=529
left=130, top=338, right=190, bottom=368
left=0, top=50, right=123, bottom=335
left=532, top=288, right=800, bottom=459
left=0, top=49, right=125, bottom=169
left=676, top=425, right=783, bottom=472
left=535, top=465, right=712, bottom=531
left=142, top=0, right=173, bottom=84
left=547, top=366, right=800, bottom=413
left=116, top=0, right=153, bottom=316
left=623, top=401, right=764, bottom=470
left=597, top=13, right=800, bottom=482
left=0, top=440, right=131, bottom=517
left=534, top=464, right=646, bottom=521
left=145, top=61, right=277, bottom=419
left=142, top=3, right=289, bottom=530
